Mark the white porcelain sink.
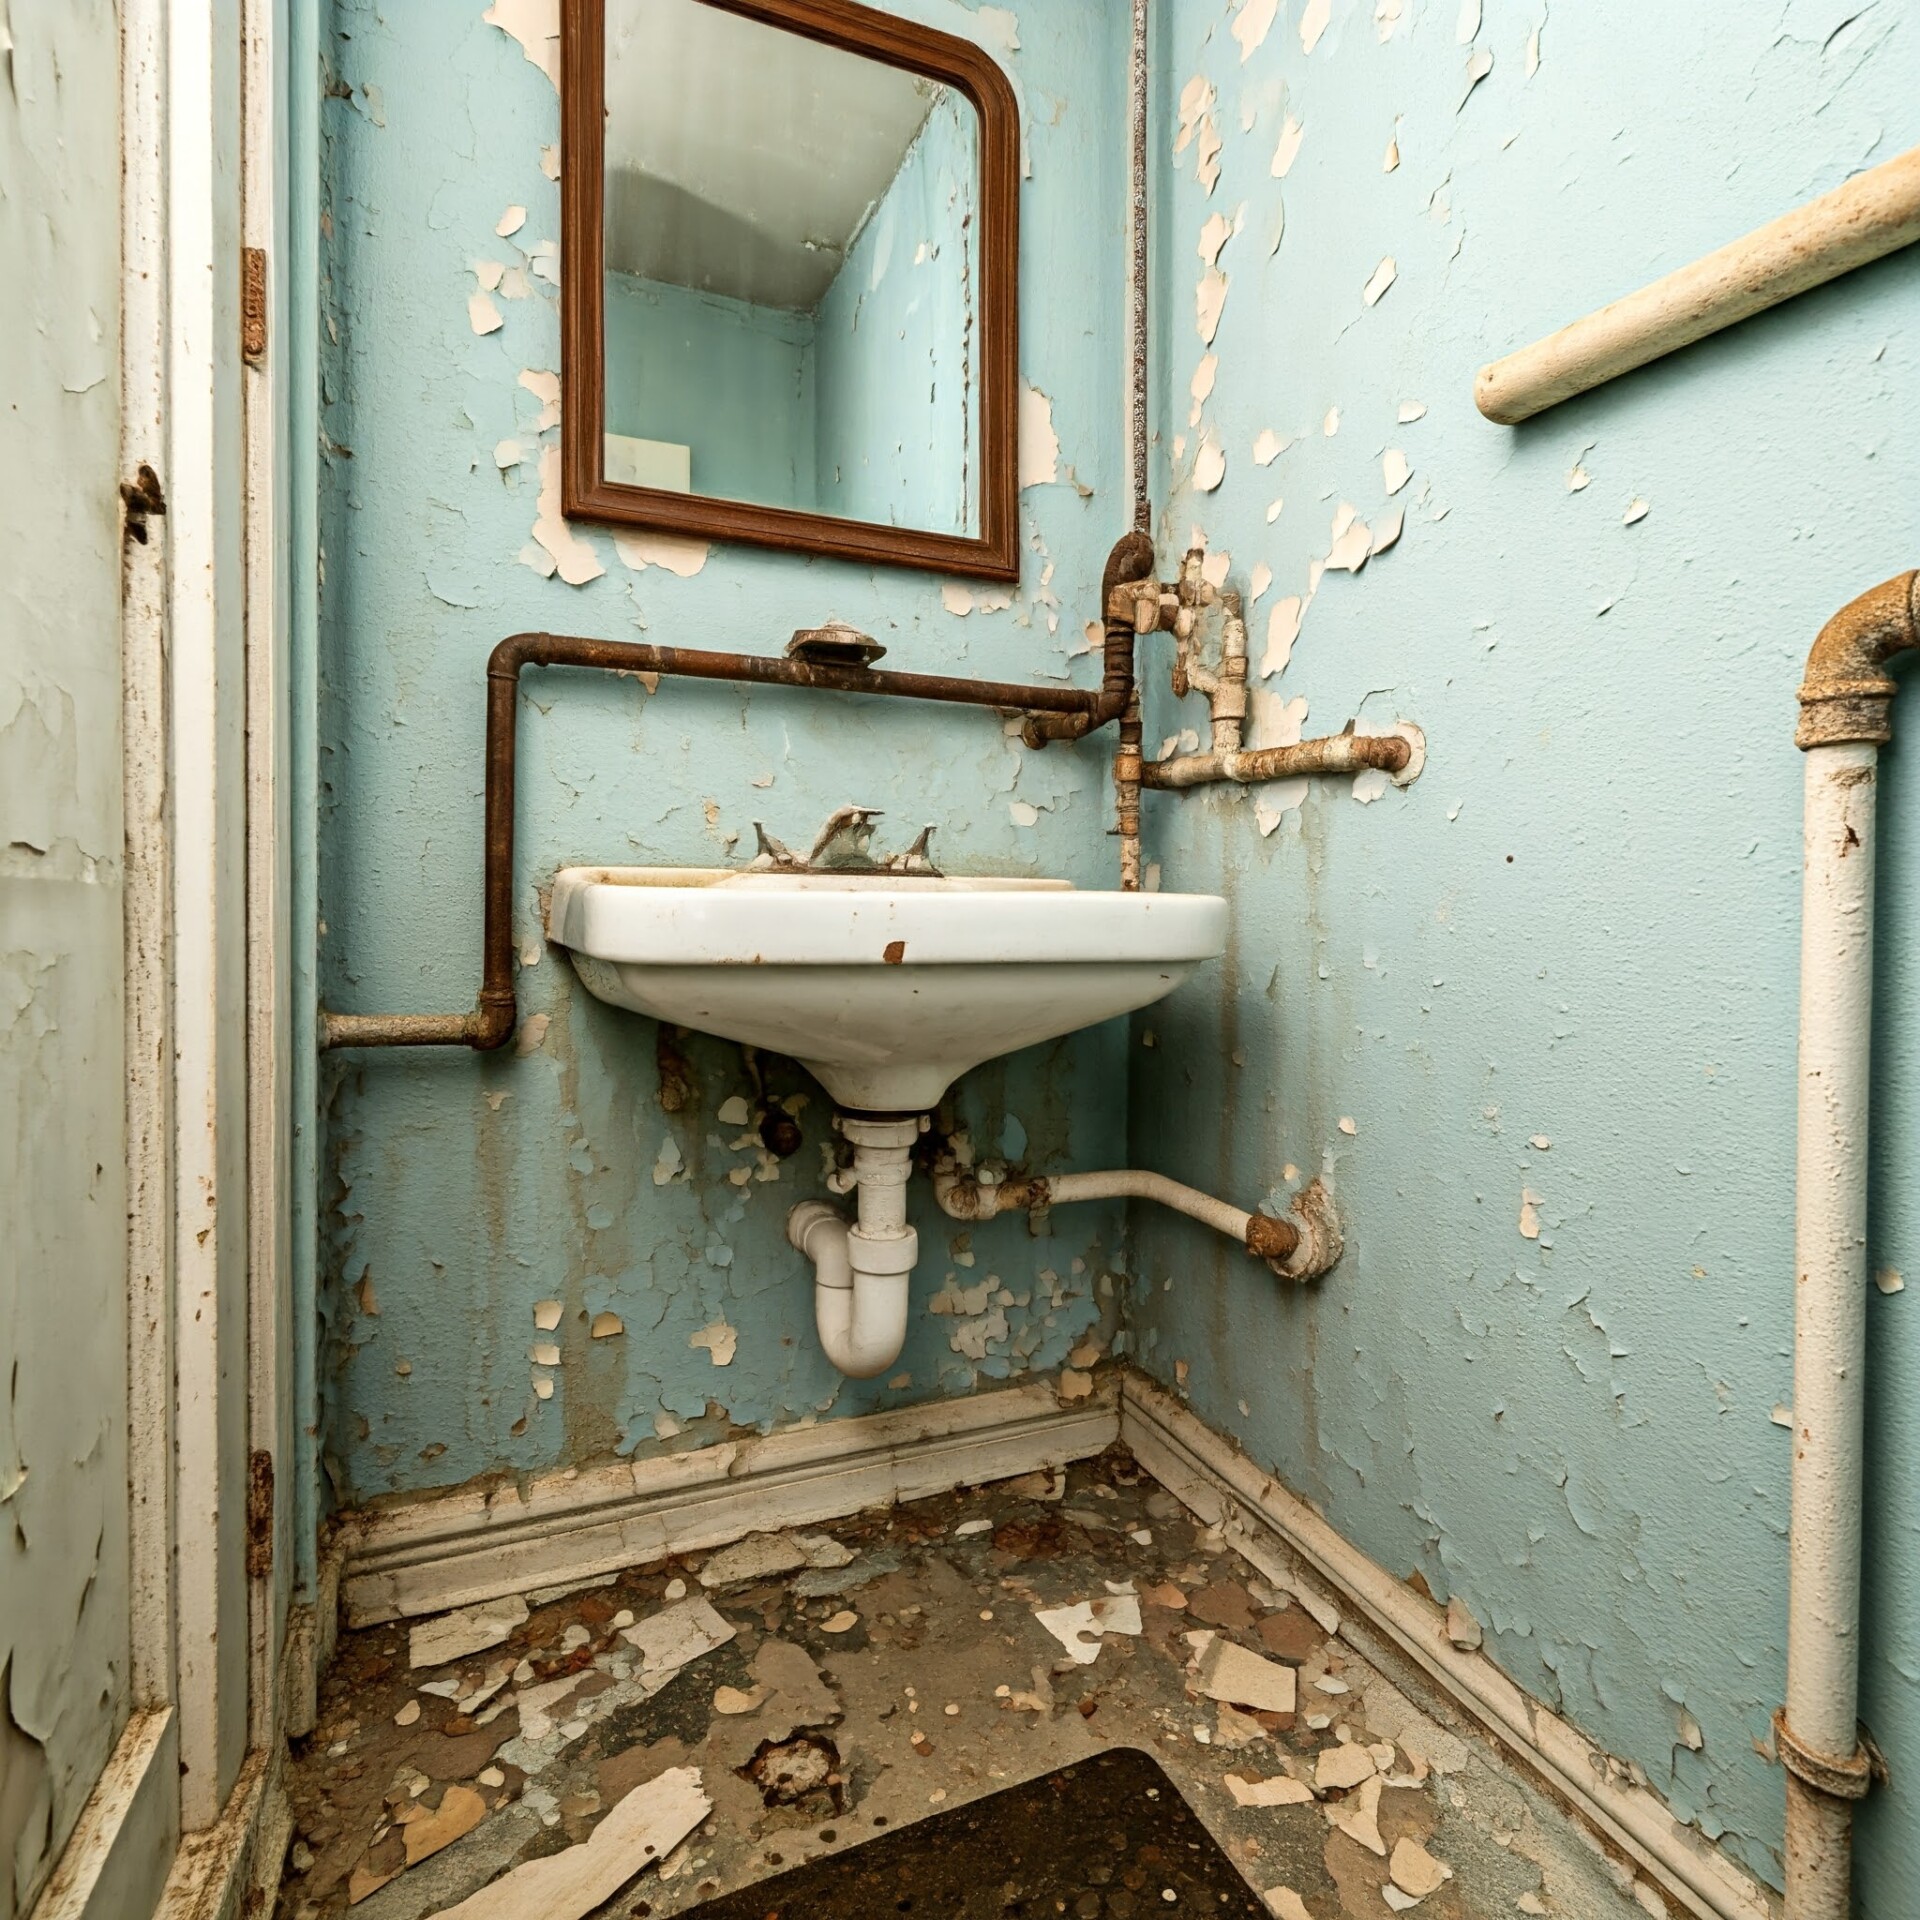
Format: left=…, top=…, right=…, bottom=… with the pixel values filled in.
left=548, top=867, right=1228, bottom=1111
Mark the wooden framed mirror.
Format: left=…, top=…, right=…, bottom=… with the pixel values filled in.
left=561, top=0, right=1020, bottom=580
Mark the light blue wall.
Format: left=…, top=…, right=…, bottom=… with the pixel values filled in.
left=605, top=272, right=818, bottom=510
left=1129, top=0, right=1917, bottom=1905
left=815, top=88, right=978, bottom=532
left=313, top=0, right=1130, bottom=1506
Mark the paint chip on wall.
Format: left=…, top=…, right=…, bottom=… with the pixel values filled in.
left=1253, top=427, right=1286, bottom=466
left=534, top=1300, right=563, bottom=1332
left=1019, top=380, right=1061, bottom=489
left=483, top=0, right=560, bottom=90
left=529, top=446, right=605, bottom=585
left=1459, top=46, right=1495, bottom=109
left=1175, top=75, right=1215, bottom=156
left=1299, top=0, right=1332, bottom=55
left=496, top=204, right=528, bottom=238
left=1196, top=117, right=1223, bottom=193
left=1519, top=1189, right=1543, bottom=1239
left=518, top=367, right=561, bottom=432
left=1382, top=449, right=1412, bottom=494
left=1270, top=114, right=1305, bottom=179
left=1338, top=1116, right=1358, bottom=1136
left=1231, top=0, right=1280, bottom=60
left=1456, top=0, right=1482, bottom=41
left=1398, top=400, right=1428, bottom=423
left=1263, top=597, right=1304, bottom=676
left=468, top=290, right=504, bottom=336
left=1193, top=433, right=1226, bottom=493
left=1624, top=498, right=1650, bottom=525
left=613, top=529, right=709, bottom=577
left=1875, top=1268, right=1905, bottom=1295
left=1362, top=257, right=1397, bottom=306
left=1196, top=268, right=1229, bottom=346
left=1323, top=406, right=1340, bottom=437
left=591, top=1311, right=625, bottom=1337
left=1325, top=503, right=1372, bottom=572
left=691, top=1319, right=738, bottom=1366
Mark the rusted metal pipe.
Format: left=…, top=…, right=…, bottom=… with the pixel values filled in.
left=321, top=631, right=1124, bottom=1051
left=1115, top=689, right=1144, bottom=892
left=1141, top=728, right=1412, bottom=790
left=1024, top=530, right=1158, bottom=747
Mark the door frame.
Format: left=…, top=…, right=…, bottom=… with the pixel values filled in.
left=34, top=2, right=293, bottom=1912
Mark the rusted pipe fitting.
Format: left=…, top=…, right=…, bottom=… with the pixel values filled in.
left=1243, top=1212, right=1299, bottom=1264
left=1024, top=529, right=1158, bottom=747
left=1795, top=570, right=1920, bottom=749
left=1772, top=1708, right=1876, bottom=1805
left=1268, top=1176, right=1343, bottom=1281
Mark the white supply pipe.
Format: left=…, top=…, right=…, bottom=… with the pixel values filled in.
left=787, top=1114, right=921, bottom=1379
left=1781, top=570, right=1919, bottom=1918
left=1477, top=144, right=1920, bottom=424
left=932, top=1159, right=1343, bottom=1282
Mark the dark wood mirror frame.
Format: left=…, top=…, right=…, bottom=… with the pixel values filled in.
left=561, top=0, right=1021, bottom=581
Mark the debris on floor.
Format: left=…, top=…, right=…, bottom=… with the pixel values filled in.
left=277, top=1450, right=1677, bottom=1920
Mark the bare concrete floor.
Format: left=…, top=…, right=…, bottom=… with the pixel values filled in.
left=278, top=1450, right=1677, bottom=1920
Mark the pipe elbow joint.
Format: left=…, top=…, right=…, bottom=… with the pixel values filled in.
left=1797, top=571, right=1920, bottom=749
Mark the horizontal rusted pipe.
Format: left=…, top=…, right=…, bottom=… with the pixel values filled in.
left=321, top=629, right=1124, bottom=1052
left=1477, top=144, right=1920, bottom=425
left=1141, top=729, right=1411, bottom=790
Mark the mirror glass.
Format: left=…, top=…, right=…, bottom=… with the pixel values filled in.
left=602, top=0, right=983, bottom=537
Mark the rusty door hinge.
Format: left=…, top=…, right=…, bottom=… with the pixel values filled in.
left=242, top=247, right=268, bottom=366
left=121, top=463, right=167, bottom=546
left=246, top=1448, right=275, bottom=1578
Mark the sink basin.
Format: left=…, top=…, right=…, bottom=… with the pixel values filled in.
left=547, top=867, right=1228, bottom=1111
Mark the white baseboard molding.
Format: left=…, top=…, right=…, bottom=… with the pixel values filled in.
left=30, top=1710, right=179, bottom=1920
left=1117, top=1372, right=1779, bottom=1920
left=341, top=1379, right=1120, bottom=1627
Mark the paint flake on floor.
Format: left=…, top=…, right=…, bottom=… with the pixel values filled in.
left=280, top=1452, right=1654, bottom=1920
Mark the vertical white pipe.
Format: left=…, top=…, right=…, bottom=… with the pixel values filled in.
left=1785, top=740, right=1878, bottom=1919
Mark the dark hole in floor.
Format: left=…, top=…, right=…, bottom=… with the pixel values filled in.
left=680, top=1747, right=1269, bottom=1917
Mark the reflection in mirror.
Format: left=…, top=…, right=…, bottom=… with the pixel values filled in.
left=603, top=0, right=982, bottom=537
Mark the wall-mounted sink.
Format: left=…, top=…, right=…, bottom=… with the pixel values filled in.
left=547, top=867, right=1228, bottom=1111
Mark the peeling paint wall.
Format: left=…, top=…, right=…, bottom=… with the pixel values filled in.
left=1127, top=0, right=1919, bottom=1905
left=0, top=1, right=132, bottom=1910
left=315, top=0, right=1131, bottom=1507
left=815, top=86, right=978, bottom=533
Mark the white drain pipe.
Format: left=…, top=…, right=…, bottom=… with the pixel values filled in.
left=787, top=1114, right=922, bottom=1379
left=1780, top=570, right=1918, bottom=1919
